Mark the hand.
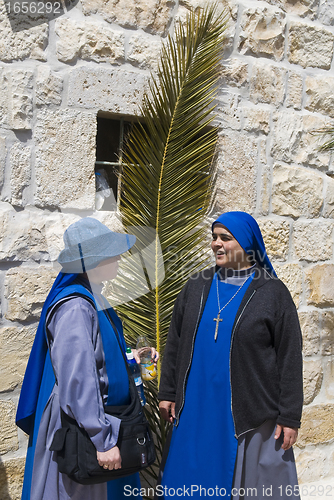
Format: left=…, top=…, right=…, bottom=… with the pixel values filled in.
left=159, top=400, right=175, bottom=423
left=97, top=446, right=121, bottom=470
left=132, top=348, right=159, bottom=366
left=274, top=424, right=298, bottom=450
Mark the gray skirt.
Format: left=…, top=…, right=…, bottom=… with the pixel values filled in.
left=233, top=420, right=300, bottom=500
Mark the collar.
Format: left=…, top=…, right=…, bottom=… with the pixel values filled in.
left=217, top=263, right=256, bottom=281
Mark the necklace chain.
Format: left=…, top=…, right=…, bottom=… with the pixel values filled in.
left=213, top=273, right=251, bottom=341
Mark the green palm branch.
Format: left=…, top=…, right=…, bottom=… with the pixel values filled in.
left=104, top=3, right=228, bottom=486
left=316, top=127, right=334, bottom=151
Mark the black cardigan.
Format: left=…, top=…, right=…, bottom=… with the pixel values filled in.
left=158, top=264, right=303, bottom=437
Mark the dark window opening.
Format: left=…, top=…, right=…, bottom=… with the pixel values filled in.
left=95, top=116, right=133, bottom=211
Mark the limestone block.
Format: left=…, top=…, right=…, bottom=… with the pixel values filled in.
left=259, top=138, right=271, bottom=215
left=259, top=140, right=270, bottom=216
left=271, top=110, right=330, bottom=170
left=243, top=106, right=270, bottom=135
left=81, top=0, right=174, bottom=35
left=288, top=21, right=334, bottom=70
left=215, top=133, right=257, bottom=213
left=56, top=19, right=125, bottom=64
left=294, top=114, right=332, bottom=170
left=36, top=66, right=63, bottom=107
left=82, top=23, right=125, bottom=64
left=295, top=445, right=334, bottom=483
left=258, top=219, right=290, bottom=261
left=271, top=111, right=303, bottom=164
left=305, top=264, right=334, bottom=307
left=266, top=0, right=319, bottom=19
left=286, top=72, right=303, bottom=110
left=10, top=69, right=34, bottom=130
left=292, top=220, right=334, bottom=262
left=325, top=178, right=334, bottom=218
left=298, top=310, right=320, bottom=356
left=298, top=404, right=334, bottom=445
left=5, top=266, right=58, bottom=321
left=0, top=400, right=18, bottom=454
left=305, top=75, right=334, bottom=118
left=0, top=457, right=25, bottom=500
left=275, top=263, right=303, bottom=307
left=0, top=1, right=48, bottom=62
left=272, top=164, right=324, bottom=218
left=0, top=325, right=35, bottom=392
left=319, top=0, right=334, bottom=25
left=0, top=69, right=9, bottom=126
left=10, top=143, right=31, bottom=206
left=303, top=359, right=323, bottom=405
left=321, top=311, right=334, bottom=356
left=127, top=34, right=161, bottom=70
left=0, top=135, right=6, bottom=190
left=55, top=18, right=83, bottom=62
left=34, top=109, right=96, bottom=210
left=0, top=207, right=79, bottom=262
left=250, top=63, right=286, bottom=106
left=217, top=93, right=242, bottom=131
left=68, top=67, right=147, bottom=115
left=238, top=5, right=285, bottom=61
left=221, top=58, right=249, bottom=88
left=272, top=111, right=332, bottom=169
left=323, top=358, right=334, bottom=400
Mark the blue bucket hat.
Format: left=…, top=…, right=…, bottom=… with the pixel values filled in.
left=58, top=217, right=136, bottom=273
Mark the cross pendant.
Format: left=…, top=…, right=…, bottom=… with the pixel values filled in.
left=213, top=314, right=223, bottom=341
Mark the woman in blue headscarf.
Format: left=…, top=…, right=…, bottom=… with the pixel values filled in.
left=16, top=217, right=158, bottom=500
left=158, top=212, right=303, bottom=500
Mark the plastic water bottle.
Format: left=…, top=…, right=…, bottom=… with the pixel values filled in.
left=95, top=171, right=111, bottom=210
left=136, top=336, right=157, bottom=381
left=126, top=347, right=146, bottom=406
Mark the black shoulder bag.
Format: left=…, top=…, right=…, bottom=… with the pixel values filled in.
left=49, top=303, right=156, bottom=485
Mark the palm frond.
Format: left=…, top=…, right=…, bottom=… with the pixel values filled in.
left=318, top=128, right=334, bottom=151
left=312, top=126, right=334, bottom=151
left=104, top=3, right=228, bottom=487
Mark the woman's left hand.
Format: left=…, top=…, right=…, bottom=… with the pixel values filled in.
left=97, top=446, right=122, bottom=470
left=132, top=348, right=159, bottom=366
left=274, top=425, right=298, bottom=450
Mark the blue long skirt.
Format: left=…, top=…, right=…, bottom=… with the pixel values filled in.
left=160, top=277, right=252, bottom=498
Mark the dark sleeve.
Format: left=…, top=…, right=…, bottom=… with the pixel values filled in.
left=157, top=284, right=188, bottom=402
left=274, top=287, right=303, bottom=428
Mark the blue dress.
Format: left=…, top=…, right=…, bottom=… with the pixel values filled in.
left=161, top=271, right=254, bottom=497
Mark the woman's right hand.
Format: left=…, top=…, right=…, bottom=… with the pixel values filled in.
left=159, top=401, right=175, bottom=423
left=97, top=446, right=121, bottom=470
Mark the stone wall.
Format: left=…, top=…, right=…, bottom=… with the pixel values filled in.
left=0, top=0, right=333, bottom=497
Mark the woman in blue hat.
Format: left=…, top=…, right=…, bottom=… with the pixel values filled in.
left=158, top=212, right=303, bottom=500
left=16, top=217, right=158, bottom=500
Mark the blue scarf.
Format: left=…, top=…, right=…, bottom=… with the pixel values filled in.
left=212, top=211, right=276, bottom=276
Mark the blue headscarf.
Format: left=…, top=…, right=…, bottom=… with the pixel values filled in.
left=212, top=211, right=276, bottom=277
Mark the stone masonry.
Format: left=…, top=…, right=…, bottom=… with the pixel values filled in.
left=0, top=0, right=333, bottom=497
